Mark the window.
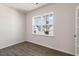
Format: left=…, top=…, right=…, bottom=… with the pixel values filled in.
left=32, top=12, right=54, bottom=36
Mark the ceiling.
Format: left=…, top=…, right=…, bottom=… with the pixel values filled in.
left=1, top=3, right=47, bottom=13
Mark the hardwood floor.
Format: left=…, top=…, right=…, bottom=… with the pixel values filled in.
left=0, top=41, right=73, bottom=56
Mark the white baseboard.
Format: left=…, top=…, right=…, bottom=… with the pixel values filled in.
left=26, top=40, right=75, bottom=55
left=49, top=46, right=75, bottom=55
left=0, top=40, right=25, bottom=49
left=0, top=40, right=75, bottom=56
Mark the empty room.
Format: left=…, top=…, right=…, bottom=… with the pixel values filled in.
left=0, top=3, right=79, bottom=56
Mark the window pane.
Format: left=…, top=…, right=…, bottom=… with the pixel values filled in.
left=32, top=12, right=54, bottom=36
left=47, top=14, right=54, bottom=25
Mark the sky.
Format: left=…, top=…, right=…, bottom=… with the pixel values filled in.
left=32, top=15, right=54, bottom=26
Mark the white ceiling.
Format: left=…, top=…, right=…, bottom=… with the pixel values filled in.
left=1, top=3, right=47, bottom=13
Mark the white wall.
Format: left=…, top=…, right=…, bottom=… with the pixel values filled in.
left=0, top=5, right=26, bottom=49
left=25, top=3, right=79, bottom=55
left=0, top=3, right=78, bottom=55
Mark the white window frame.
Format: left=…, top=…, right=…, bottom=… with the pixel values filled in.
left=32, top=12, right=55, bottom=36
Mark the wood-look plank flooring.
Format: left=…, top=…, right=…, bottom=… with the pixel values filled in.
left=0, top=41, right=73, bottom=56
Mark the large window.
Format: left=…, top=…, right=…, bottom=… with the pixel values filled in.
left=32, top=12, right=54, bottom=36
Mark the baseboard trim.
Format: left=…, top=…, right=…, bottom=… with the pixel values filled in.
left=0, top=40, right=75, bottom=56
left=0, top=41, right=25, bottom=50
left=25, top=41, right=74, bottom=56
left=50, top=46, right=75, bottom=56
